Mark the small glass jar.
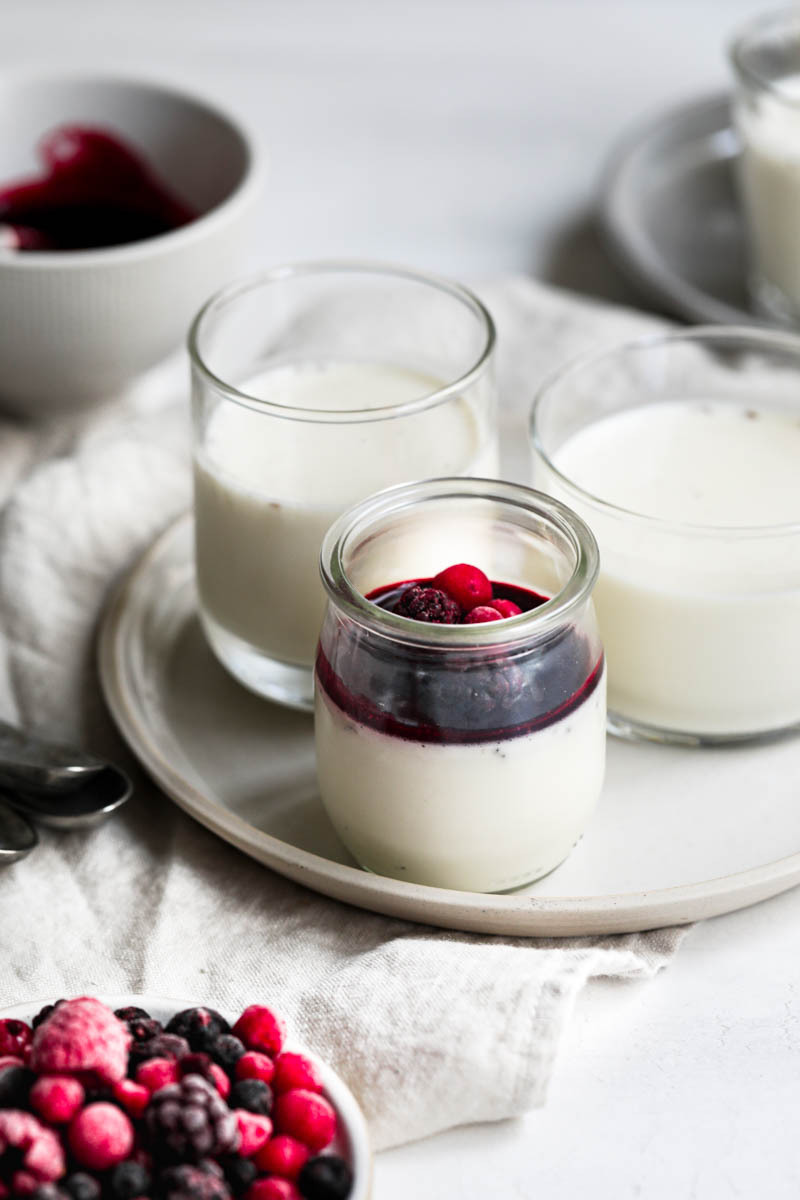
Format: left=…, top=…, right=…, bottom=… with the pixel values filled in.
left=731, top=9, right=800, bottom=322
left=530, top=326, right=800, bottom=745
left=315, top=478, right=606, bottom=894
left=189, top=262, right=498, bottom=711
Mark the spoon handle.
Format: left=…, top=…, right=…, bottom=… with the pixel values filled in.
left=0, top=719, right=106, bottom=793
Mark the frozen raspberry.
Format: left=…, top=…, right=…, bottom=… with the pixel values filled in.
left=463, top=605, right=502, bottom=624
left=112, top=1079, right=150, bottom=1118
left=395, top=586, right=460, bottom=624
left=272, top=1055, right=324, bottom=1096
left=245, top=1181, right=300, bottom=1200
left=273, top=1091, right=335, bottom=1153
left=31, top=1003, right=65, bottom=1031
left=432, top=563, right=492, bottom=612
left=209, top=1064, right=231, bottom=1100
left=129, top=1033, right=190, bottom=1071
left=228, top=1080, right=272, bottom=1116
left=254, top=1135, right=309, bottom=1179
left=0, top=1110, right=66, bottom=1187
left=114, top=1008, right=162, bottom=1044
left=221, top=1156, right=257, bottom=1196
left=146, top=1074, right=240, bottom=1162
left=136, top=1056, right=179, bottom=1092
left=0, top=1021, right=32, bottom=1061
left=31, top=998, right=130, bottom=1085
left=235, top=1053, right=274, bottom=1086
left=160, top=1161, right=231, bottom=1200
left=207, top=1035, right=246, bottom=1075
left=297, top=1155, right=353, bottom=1200
left=233, top=1111, right=272, bottom=1157
left=62, top=1173, right=100, bottom=1200
left=492, top=598, right=522, bottom=618
left=231, top=1008, right=285, bottom=1059
left=30, top=1076, right=85, bottom=1124
left=68, top=1102, right=134, bottom=1171
left=165, top=1009, right=231, bottom=1054
left=107, top=1159, right=151, bottom=1200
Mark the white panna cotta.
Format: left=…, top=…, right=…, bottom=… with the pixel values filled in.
left=735, top=75, right=800, bottom=319
left=193, top=361, right=498, bottom=671
left=547, top=399, right=800, bottom=738
left=315, top=669, right=606, bottom=893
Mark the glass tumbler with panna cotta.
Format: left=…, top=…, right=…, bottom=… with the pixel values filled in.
left=315, top=478, right=606, bottom=893
left=531, top=326, right=800, bottom=745
left=730, top=9, right=800, bottom=323
left=189, top=263, right=498, bottom=710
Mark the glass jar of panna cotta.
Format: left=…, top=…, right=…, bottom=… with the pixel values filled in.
left=315, top=478, right=606, bottom=894
left=189, top=263, right=498, bottom=711
left=731, top=9, right=800, bottom=323
left=531, top=326, right=800, bottom=744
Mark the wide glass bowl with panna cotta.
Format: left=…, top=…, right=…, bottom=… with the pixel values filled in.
left=530, top=325, right=800, bottom=745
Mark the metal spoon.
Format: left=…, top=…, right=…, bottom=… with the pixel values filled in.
left=0, top=798, right=38, bottom=862
left=0, top=719, right=117, bottom=795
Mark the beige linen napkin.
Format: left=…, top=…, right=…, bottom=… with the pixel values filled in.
left=0, top=278, right=685, bottom=1149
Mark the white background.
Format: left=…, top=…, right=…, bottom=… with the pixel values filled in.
left=4, top=2, right=800, bottom=1196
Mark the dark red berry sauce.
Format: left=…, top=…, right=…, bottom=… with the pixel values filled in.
left=316, top=577, right=604, bottom=746
left=0, top=126, right=196, bottom=251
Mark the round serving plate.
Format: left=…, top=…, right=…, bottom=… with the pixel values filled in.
left=99, top=515, right=800, bottom=937
left=0, top=993, right=371, bottom=1200
left=600, top=90, right=764, bottom=326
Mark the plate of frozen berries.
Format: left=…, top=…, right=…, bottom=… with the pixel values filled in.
left=0, top=995, right=370, bottom=1200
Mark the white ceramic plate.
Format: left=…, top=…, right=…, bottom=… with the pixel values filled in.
left=1, top=993, right=371, bottom=1200
left=601, top=91, right=764, bottom=326
left=98, top=515, right=800, bottom=937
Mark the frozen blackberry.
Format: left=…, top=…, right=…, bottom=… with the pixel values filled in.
left=130, top=1032, right=191, bottom=1071
left=63, top=1174, right=102, bottom=1200
left=395, top=586, right=460, bottom=624
left=220, top=1155, right=257, bottom=1196
left=30, top=1187, right=69, bottom=1200
left=31, top=1000, right=66, bottom=1029
left=208, top=1035, right=246, bottom=1074
left=0, top=1063, right=34, bottom=1108
left=109, top=1159, right=151, bottom=1200
left=298, top=1155, right=354, bottom=1200
left=227, top=1078, right=272, bottom=1116
left=146, top=1074, right=239, bottom=1162
left=159, top=1161, right=231, bottom=1200
left=165, top=1009, right=230, bottom=1053
left=115, top=1006, right=163, bottom=1044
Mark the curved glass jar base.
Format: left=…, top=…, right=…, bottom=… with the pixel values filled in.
left=200, top=611, right=313, bottom=712
left=607, top=709, right=800, bottom=748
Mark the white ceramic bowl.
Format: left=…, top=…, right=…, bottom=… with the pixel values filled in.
left=0, top=993, right=372, bottom=1199
left=0, top=73, right=264, bottom=416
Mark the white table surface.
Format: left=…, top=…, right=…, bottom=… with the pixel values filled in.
left=5, top=1, right=800, bottom=1195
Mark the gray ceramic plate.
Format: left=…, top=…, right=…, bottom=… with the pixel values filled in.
left=600, top=91, right=764, bottom=326
left=97, top=515, right=800, bottom=938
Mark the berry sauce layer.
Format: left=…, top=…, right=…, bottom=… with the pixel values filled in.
left=316, top=577, right=604, bottom=746
left=0, top=126, right=196, bottom=251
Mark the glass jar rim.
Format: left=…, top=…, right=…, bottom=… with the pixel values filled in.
left=730, top=7, right=800, bottom=107
left=530, top=324, right=800, bottom=539
left=319, top=477, right=600, bottom=648
left=188, top=259, right=496, bottom=425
